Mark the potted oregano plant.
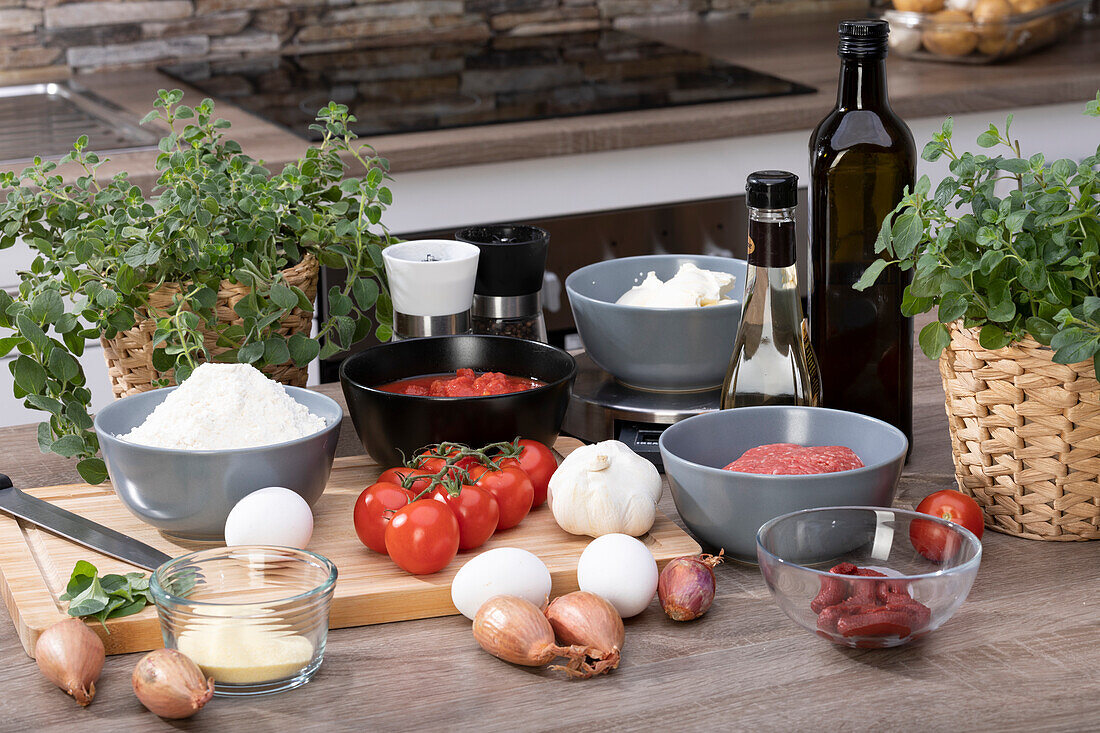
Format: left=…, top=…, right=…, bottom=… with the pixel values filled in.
left=857, top=91, right=1100, bottom=541
left=0, top=89, right=394, bottom=483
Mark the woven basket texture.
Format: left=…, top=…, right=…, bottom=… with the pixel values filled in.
left=101, top=255, right=318, bottom=398
left=939, top=320, right=1100, bottom=541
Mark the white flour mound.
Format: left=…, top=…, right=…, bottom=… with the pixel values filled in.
left=120, top=363, right=327, bottom=450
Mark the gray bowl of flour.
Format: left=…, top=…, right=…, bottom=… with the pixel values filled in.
left=94, top=381, right=342, bottom=541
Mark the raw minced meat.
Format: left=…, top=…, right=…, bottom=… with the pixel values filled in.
left=723, top=443, right=864, bottom=475
left=120, top=363, right=326, bottom=450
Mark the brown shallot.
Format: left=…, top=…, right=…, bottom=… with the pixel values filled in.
left=132, top=648, right=214, bottom=719
left=545, top=591, right=624, bottom=678
left=473, top=595, right=592, bottom=675
left=34, top=618, right=105, bottom=707
left=658, top=551, right=723, bottom=621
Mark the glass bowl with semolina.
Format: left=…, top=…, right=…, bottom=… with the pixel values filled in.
left=151, top=546, right=338, bottom=696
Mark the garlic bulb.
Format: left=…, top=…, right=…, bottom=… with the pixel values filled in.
left=547, top=440, right=662, bottom=538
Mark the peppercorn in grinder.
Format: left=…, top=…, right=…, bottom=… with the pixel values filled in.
left=456, top=224, right=550, bottom=343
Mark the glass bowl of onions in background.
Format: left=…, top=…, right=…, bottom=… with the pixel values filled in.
left=150, top=546, right=338, bottom=696
left=756, top=506, right=982, bottom=648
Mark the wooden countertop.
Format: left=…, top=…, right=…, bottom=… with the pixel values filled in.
left=2, top=314, right=1098, bottom=730
left=7, top=11, right=1099, bottom=189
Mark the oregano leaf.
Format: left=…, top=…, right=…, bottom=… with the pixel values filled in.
left=287, top=333, right=320, bottom=366
left=891, top=212, right=923, bottom=258
left=978, top=324, right=1011, bottom=350
left=853, top=258, right=889, bottom=291
left=919, top=321, right=952, bottom=359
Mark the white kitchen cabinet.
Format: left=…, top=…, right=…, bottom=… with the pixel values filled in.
left=384, top=101, right=1094, bottom=235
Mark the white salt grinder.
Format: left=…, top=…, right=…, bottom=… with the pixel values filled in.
left=382, top=240, right=480, bottom=340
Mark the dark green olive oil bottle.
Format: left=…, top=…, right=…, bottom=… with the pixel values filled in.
left=809, top=19, right=915, bottom=446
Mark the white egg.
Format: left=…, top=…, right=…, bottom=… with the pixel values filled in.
left=450, top=547, right=551, bottom=620
left=224, top=487, right=314, bottom=549
left=576, top=533, right=658, bottom=618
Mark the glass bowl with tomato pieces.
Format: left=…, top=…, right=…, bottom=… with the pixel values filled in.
left=756, top=506, right=982, bottom=649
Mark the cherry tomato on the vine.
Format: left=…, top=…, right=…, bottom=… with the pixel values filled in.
left=416, top=454, right=482, bottom=483
left=431, top=483, right=500, bottom=550
left=384, top=499, right=460, bottom=574
left=353, top=481, right=414, bottom=554
left=378, top=466, right=435, bottom=496
left=513, top=439, right=557, bottom=507
left=909, top=489, right=984, bottom=563
left=468, top=464, right=534, bottom=531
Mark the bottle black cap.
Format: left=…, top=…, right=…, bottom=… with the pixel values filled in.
left=838, top=19, right=889, bottom=59
left=746, top=170, right=798, bottom=209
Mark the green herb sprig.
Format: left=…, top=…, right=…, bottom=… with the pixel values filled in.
left=59, top=560, right=153, bottom=628
left=857, top=91, right=1100, bottom=375
left=0, top=90, right=394, bottom=483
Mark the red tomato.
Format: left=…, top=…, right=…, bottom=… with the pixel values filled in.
left=513, top=439, right=557, bottom=507
left=468, top=464, right=534, bottom=530
left=384, top=499, right=460, bottom=574
left=353, top=482, right=414, bottom=554
left=414, top=446, right=462, bottom=463
left=916, top=490, right=985, bottom=538
left=378, top=466, right=435, bottom=496
left=416, top=454, right=481, bottom=483
left=910, top=490, right=984, bottom=563
left=431, top=484, right=500, bottom=550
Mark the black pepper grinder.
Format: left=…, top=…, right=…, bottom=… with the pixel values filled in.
left=455, top=224, right=549, bottom=342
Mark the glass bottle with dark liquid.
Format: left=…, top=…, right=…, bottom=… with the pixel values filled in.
left=721, top=171, right=818, bottom=409
left=809, top=19, right=915, bottom=445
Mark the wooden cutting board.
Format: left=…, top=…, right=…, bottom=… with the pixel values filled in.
left=0, top=437, right=699, bottom=657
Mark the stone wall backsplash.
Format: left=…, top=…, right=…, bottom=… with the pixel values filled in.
left=0, top=0, right=869, bottom=78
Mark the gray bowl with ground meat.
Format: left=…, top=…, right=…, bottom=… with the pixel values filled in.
left=659, top=406, right=907, bottom=563
left=94, top=386, right=342, bottom=541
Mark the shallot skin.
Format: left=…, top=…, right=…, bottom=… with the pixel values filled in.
left=658, top=553, right=723, bottom=622
left=545, top=591, right=623, bottom=677
left=34, top=618, right=105, bottom=707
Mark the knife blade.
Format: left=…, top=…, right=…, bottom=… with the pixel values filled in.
left=0, top=473, right=172, bottom=572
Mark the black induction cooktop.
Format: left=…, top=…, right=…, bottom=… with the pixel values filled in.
left=162, top=30, right=813, bottom=140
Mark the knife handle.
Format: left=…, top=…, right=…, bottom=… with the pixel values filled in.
left=0, top=473, right=10, bottom=490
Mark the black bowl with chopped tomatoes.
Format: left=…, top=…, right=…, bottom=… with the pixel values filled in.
left=340, top=335, right=577, bottom=465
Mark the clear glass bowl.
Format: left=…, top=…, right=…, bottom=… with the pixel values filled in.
left=756, top=506, right=981, bottom=648
left=877, top=0, right=1087, bottom=64
left=151, top=546, right=338, bottom=696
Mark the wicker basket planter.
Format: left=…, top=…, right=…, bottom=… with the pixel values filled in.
left=100, top=255, right=318, bottom=398
left=939, top=320, right=1100, bottom=541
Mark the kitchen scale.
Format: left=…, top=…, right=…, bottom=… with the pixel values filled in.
left=563, top=353, right=719, bottom=471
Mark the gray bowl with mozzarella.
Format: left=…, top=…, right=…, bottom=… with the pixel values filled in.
left=565, top=254, right=747, bottom=392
